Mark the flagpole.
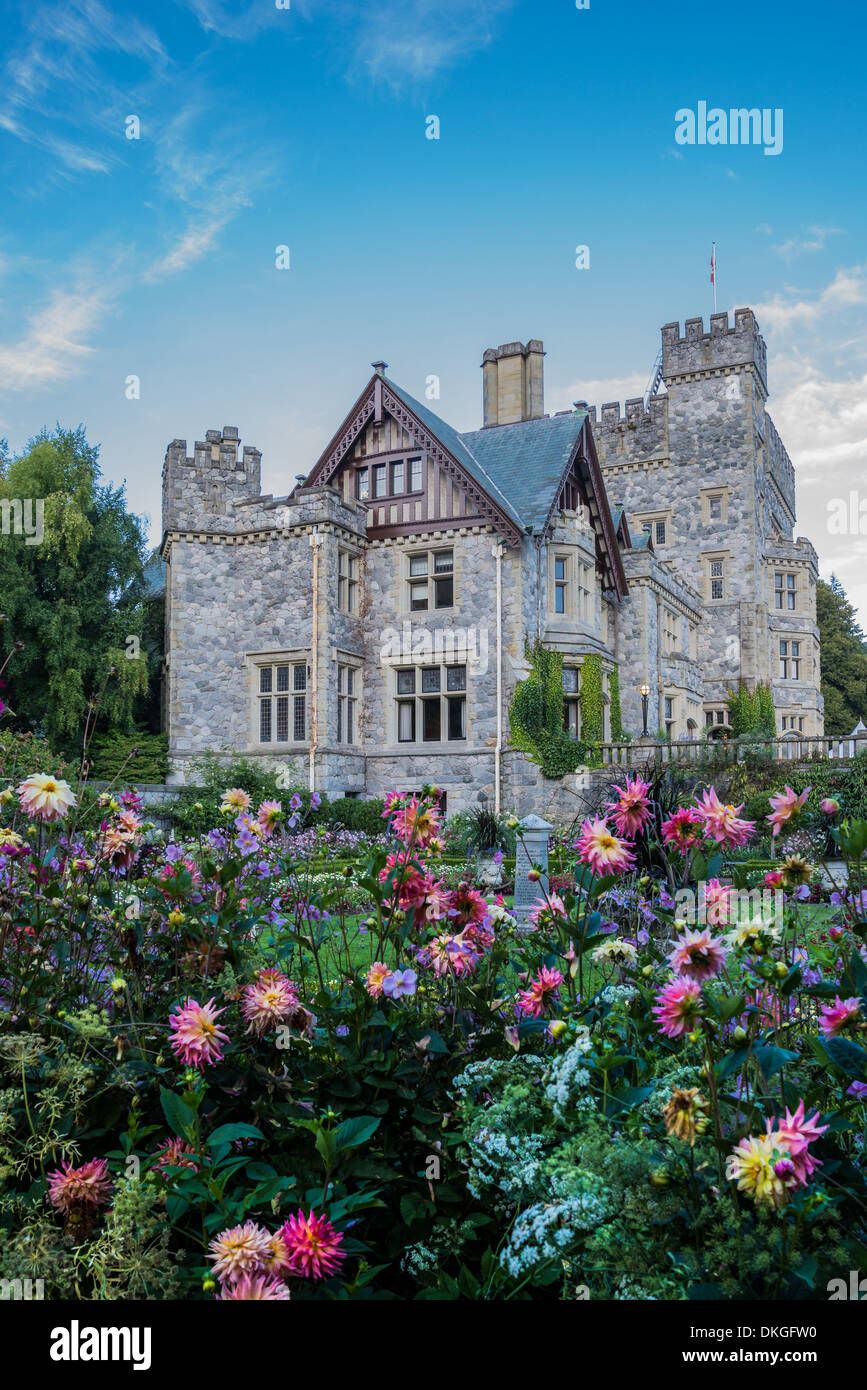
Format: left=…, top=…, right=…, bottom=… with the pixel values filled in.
left=711, top=241, right=717, bottom=313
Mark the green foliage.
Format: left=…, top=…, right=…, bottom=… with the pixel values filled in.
left=0, top=727, right=69, bottom=784
left=817, top=576, right=867, bottom=736
left=320, top=796, right=386, bottom=836
left=609, top=665, right=624, bottom=741
left=726, top=681, right=776, bottom=738
left=87, top=731, right=168, bottom=783
left=578, top=653, right=604, bottom=746
left=168, top=754, right=385, bottom=836
left=508, top=641, right=596, bottom=777
left=0, top=427, right=158, bottom=751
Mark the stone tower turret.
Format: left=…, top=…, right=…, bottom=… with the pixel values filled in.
left=162, top=426, right=262, bottom=535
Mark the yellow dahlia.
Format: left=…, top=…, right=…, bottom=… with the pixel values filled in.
left=663, top=1087, right=709, bottom=1146
left=17, top=772, right=76, bottom=822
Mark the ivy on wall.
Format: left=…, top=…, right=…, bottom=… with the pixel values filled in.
left=726, top=681, right=776, bottom=738
left=609, top=664, right=624, bottom=742
left=508, top=641, right=599, bottom=778
left=578, top=653, right=604, bottom=747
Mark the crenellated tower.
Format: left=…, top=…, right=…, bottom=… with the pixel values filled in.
left=162, top=426, right=262, bottom=534
left=591, top=308, right=823, bottom=735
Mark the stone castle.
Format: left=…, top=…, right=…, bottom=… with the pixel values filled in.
left=160, top=308, right=823, bottom=814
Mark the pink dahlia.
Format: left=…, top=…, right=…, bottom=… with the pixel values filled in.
left=209, top=1221, right=273, bottom=1283
left=668, top=928, right=728, bottom=982
left=153, top=1138, right=198, bottom=1174
left=219, top=1273, right=291, bottom=1300
left=604, top=775, right=653, bottom=838
left=448, top=881, right=489, bottom=927
left=573, top=816, right=636, bottom=877
left=693, top=787, right=755, bottom=848
left=241, top=968, right=299, bottom=1036
left=819, top=995, right=862, bottom=1038
left=47, top=1157, right=113, bottom=1214
left=419, top=877, right=452, bottom=922
left=278, top=1209, right=346, bottom=1280
left=529, top=892, right=568, bottom=930
left=256, top=799, right=282, bottom=836
left=767, top=785, right=810, bottom=838
left=701, top=877, right=733, bottom=929
left=772, top=1100, right=828, bottom=1183
left=169, top=996, right=229, bottom=1068
left=387, top=795, right=441, bottom=848
left=365, top=961, right=391, bottom=998
left=820, top=797, right=840, bottom=816
left=661, top=806, right=703, bottom=854
left=516, top=965, right=564, bottom=1019
left=653, top=977, right=702, bottom=1038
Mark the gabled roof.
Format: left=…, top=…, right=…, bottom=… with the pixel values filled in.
left=302, top=368, right=628, bottom=594
left=459, top=412, right=588, bottom=535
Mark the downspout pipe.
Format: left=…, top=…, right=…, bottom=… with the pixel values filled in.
left=309, top=529, right=321, bottom=793
left=492, top=540, right=504, bottom=814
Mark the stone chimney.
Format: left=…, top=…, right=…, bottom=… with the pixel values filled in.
left=481, top=340, right=545, bottom=427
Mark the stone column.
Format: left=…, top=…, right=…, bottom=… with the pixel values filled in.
left=512, top=813, right=554, bottom=929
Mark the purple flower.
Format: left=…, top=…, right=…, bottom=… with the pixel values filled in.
left=207, top=829, right=227, bottom=850
left=164, top=843, right=184, bottom=863
left=335, top=1024, right=349, bottom=1037
left=290, top=794, right=302, bottom=811
left=796, top=884, right=811, bottom=901
left=235, top=829, right=258, bottom=856
left=493, top=850, right=503, bottom=865
left=382, top=968, right=418, bottom=999
left=310, top=792, right=322, bottom=810
left=847, top=1081, right=867, bottom=1100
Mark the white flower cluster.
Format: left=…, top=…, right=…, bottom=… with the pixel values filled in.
left=599, top=983, right=638, bottom=1009
left=466, top=1127, right=545, bottom=1199
left=544, top=1034, right=594, bottom=1120
left=451, top=1053, right=547, bottom=1099
left=500, top=1194, right=609, bottom=1278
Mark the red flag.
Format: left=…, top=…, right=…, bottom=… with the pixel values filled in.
left=710, top=243, right=716, bottom=284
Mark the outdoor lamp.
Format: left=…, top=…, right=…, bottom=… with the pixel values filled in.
left=639, top=683, right=650, bottom=737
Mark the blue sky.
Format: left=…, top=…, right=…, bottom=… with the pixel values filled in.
left=1, top=0, right=866, bottom=619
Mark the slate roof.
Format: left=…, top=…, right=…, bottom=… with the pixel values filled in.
left=382, top=378, right=529, bottom=530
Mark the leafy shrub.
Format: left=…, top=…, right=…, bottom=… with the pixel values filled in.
left=87, top=730, right=168, bottom=783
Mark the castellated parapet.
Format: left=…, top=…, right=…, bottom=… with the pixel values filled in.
left=162, top=426, right=262, bottom=534
left=590, top=395, right=669, bottom=465
left=662, top=308, right=768, bottom=395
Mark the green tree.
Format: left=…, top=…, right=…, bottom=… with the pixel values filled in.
left=816, top=576, right=867, bottom=736
left=0, top=426, right=153, bottom=752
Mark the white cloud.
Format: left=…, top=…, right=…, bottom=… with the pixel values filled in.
left=547, top=372, right=649, bottom=415
left=767, top=353, right=867, bottom=622
left=146, top=207, right=242, bottom=279
left=0, top=286, right=110, bottom=391
left=180, top=0, right=283, bottom=40
left=771, top=226, right=841, bottom=265
left=756, top=264, right=867, bottom=331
